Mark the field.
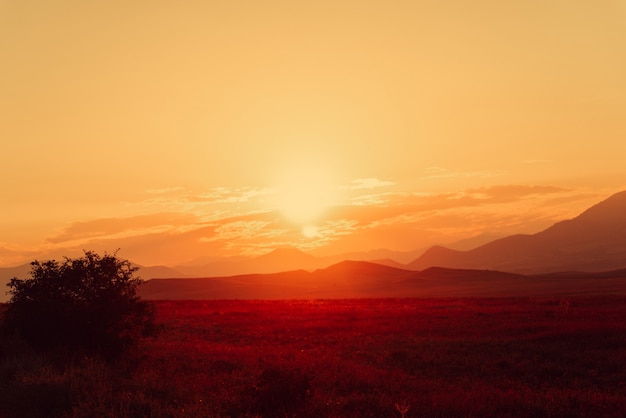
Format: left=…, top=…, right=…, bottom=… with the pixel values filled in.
left=2, top=297, right=626, bottom=417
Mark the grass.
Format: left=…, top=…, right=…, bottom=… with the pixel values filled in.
left=1, top=296, right=626, bottom=417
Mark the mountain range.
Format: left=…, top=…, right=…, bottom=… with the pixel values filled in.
left=2, top=190, right=626, bottom=301
left=170, top=247, right=421, bottom=278
left=168, top=190, right=626, bottom=277
left=407, top=190, right=626, bottom=274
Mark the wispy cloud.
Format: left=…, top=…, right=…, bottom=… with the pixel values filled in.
left=200, top=220, right=278, bottom=242
left=319, top=185, right=589, bottom=250
left=185, top=187, right=272, bottom=204
left=133, top=186, right=271, bottom=209
left=349, top=192, right=405, bottom=206
left=46, top=213, right=201, bottom=244
left=0, top=243, right=40, bottom=267
left=6, top=182, right=604, bottom=267
left=422, top=167, right=504, bottom=180
left=349, top=178, right=395, bottom=190
left=460, top=185, right=570, bottom=202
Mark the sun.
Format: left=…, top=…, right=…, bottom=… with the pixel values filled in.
left=272, top=161, right=339, bottom=226
left=301, top=225, right=319, bottom=238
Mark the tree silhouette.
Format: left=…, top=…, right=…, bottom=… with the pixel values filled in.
left=5, top=251, right=155, bottom=356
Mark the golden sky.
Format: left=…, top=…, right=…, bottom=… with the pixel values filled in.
left=1, top=0, right=625, bottom=266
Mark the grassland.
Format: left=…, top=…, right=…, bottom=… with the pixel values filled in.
left=2, top=297, right=626, bottom=417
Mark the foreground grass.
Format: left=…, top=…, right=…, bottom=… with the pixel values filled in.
left=2, top=297, right=626, bottom=417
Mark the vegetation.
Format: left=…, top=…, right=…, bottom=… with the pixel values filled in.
left=3, top=251, right=155, bottom=357
left=1, top=296, right=625, bottom=417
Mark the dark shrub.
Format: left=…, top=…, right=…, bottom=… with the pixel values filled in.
left=248, top=366, right=312, bottom=417
left=4, top=251, right=155, bottom=357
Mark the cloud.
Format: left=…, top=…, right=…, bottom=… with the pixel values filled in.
left=185, top=187, right=272, bottom=204
left=349, top=192, right=404, bottom=206
left=10, top=182, right=601, bottom=268
left=0, top=243, right=40, bottom=267
left=460, top=185, right=570, bottom=202
left=350, top=178, right=395, bottom=190
left=132, top=186, right=272, bottom=214
left=46, top=213, right=201, bottom=244
left=309, top=186, right=599, bottom=254
left=422, top=167, right=504, bottom=180
left=200, top=220, right=277, bottom=242
left=321, top=185, right=583, bottom=248
left=342, top=178, right=398, bottom=207
left=45, top=184, right=582, bottom=254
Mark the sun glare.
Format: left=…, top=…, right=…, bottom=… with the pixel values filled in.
left=302, top=225, right=319, bottom=238
left=272, top=161, right=339, bottom=226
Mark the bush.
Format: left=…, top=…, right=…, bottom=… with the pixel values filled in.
left=4, top=251, right=155, bottom=357
left=247, top=366, right=312, bottom=417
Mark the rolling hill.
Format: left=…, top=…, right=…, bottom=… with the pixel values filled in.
left=173, top=247, right=425, bottom=278
left=408, top=190, right=626, bottom=274
left=137, top=260, right=626, bottom=300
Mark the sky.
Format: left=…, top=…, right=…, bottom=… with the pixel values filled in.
left=1, top=0, right=625, bottom=267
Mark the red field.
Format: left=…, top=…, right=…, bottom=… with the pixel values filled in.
left=2, top=297, right=626, bottom=417
left=142, top=297, right=626, bottom=417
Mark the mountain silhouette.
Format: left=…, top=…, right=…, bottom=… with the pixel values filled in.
left=5, top=191, right=626, bottom=302
left=255, top=247, right=319, bottom=270
left=137, top=261, right=423, bottom=299
left=408, top=190, right=626, bottom=273
left=135, top=264, right=187, bottom=280
left=174, top=247, right=324, bottom=277
left=173, top=247, right=427, bottom=278
left=138, top=260, right=626, bottom=300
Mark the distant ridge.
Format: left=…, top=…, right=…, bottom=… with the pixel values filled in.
left=5, top=191, right=626, bottom=302
left=173, top=247, right=424, bottom=278
left=408, top=191, right=626, bottom=274
left=135, top=264, right=187, bottom=280
left=255, top=247, right=319, bottom=270
left=315, top=259, right=412, bottom=277
left=138, top=261, right=626, bottom=300
left=173, top=247, right=322, bottom=277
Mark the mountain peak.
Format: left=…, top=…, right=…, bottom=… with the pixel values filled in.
left=407, top=190, right=626, bottom=274
left=251, top=247, right=320, bottom=273
left=575, top=190, right=626, bottom=223
left=319, top=260, right=412, bottom=277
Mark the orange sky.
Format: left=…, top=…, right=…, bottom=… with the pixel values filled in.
left=1, top=1, right=625, bottom=267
